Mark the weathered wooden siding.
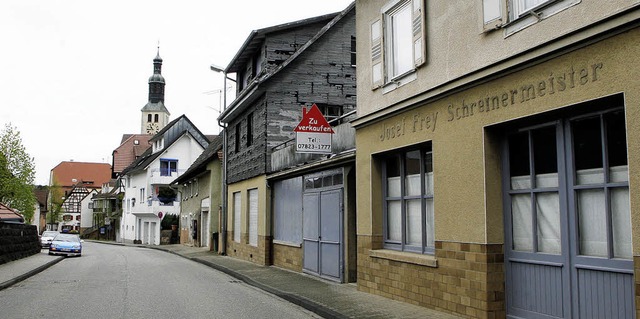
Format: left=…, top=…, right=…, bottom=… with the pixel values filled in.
left=226, top=10, right=356, bottom=184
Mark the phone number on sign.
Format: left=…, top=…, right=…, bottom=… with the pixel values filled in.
left=297, top=144, right=331, bottom=150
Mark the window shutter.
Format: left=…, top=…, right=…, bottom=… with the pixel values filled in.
left=482, top=0, right=505, bottom=31
left=371, top=18, right=384, bottom=89
left=412, top=0, right=426, bottom=68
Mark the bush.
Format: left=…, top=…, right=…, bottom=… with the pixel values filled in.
left=161, top=214, right=179, bottom=230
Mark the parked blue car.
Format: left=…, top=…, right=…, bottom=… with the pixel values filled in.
left=48, top=233, right=83, bottom=257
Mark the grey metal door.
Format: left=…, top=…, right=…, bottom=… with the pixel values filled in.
left=303, top=189, right=343, bottom=282
left=504, top=106, right=634, bottom=318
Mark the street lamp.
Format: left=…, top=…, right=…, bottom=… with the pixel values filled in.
left=210, top=64, right=236, bottom=255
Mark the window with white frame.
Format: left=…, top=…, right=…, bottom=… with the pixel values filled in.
left=371, top=0, right=426, bottom=89
left=482, top=0, right=581, bottom=32
left=248, top=189, right=258, bottom=247
left=140, top=188, right=145, bottom=205
left=233, top=192, right=241, bottom=243
left=381, top=143, right=434, bottom=254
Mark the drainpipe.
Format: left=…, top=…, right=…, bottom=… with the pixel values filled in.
left=211, top=64, right=233, bottom=255
left=218, top=126, right=227, bottom=255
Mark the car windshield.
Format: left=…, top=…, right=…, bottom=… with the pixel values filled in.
left=42, top=231, right=58, bottom=237
left=53, top=234, right=80, bottom=243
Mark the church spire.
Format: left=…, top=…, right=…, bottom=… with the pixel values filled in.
left=141, top=45, right=170, bottom=134
left=148, top=45, right=165, bottom=103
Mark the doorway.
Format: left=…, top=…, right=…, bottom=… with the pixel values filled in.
left=502, top=99, right=634, bottom=318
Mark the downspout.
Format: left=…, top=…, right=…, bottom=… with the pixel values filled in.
left=211, top=64, right=234, bottom=256
left=218, top=73, right=229, bottom=256
left=218, top=125, right=227, bottom=255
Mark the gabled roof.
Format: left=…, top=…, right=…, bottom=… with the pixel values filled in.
left=50, top=161, right=112, bottom=188
left=0, top=203, right=24, bottom=223
left=172, top=135, right=223, bottom=185
left=113, top=134, right=152, bottom=175
left=149, top=114, right=210, bottom=148
left=225, top=11, right=342, bottom=74
left=33, top=187, right=49, bottom=211
left=121, top=115, right=210, bottom=176
left=219, top=2, right=355, bottom=123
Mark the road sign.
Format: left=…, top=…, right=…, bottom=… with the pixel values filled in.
left=294, top=104, right=334, bottom=154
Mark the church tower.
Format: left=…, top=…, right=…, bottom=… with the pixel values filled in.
left=141, top=47, right=170, bottom=134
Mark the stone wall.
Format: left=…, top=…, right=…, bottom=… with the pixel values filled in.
left=0, top=222, right=41, bottom=265
left=357, top=235, right=505, bottom=319
left=272, top=243, right=303, bottom=272
left=226, top=232, right=271, bottom=266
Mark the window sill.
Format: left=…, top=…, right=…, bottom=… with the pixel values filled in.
left=504, top=0, right=581, bottom=36
left=273, top=240, right=302, bottom=248
left=381, top=71, right=417, bottom=94
left=369, top=249, right=437, bottom=267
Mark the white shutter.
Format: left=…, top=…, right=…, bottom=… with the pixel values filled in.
left=412, top=0, right=426, bottom=68
left=482, top=0, right=505, bottom=31
left=233, top=192, right=241, bottom=243
left=371, top=18, right=384, bottom=89
left=248, top=189, right=258, bottom=247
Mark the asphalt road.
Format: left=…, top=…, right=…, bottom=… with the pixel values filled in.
left=0, top=242, right=322, bottom=319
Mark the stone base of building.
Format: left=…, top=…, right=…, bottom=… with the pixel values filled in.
left=357, top=235, right=505, bottom=319
left=272, top=242, right=303, bottom=272
left=226, top=231, right=271, bottom=266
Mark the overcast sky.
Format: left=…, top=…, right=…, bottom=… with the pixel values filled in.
left=0, top=0, right=354, bottom=185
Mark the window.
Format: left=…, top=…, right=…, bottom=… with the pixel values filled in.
left=235, top=123, right=241, bottom=153
left=482, top=0, right=580, bottom=32
left=154, top=114, right=158, bottom=123
left=273, top=178, right=303, bottom=244
left=233, top=192, right=241, bottom=243
left=505, top=108, right=631, bottom=259
left=246, top=112, right=253, bottom=147
left=160, top=159, right=178, bottom=176
left=304, top=169, right=343, bottom=190
left=350, top=36, right=357, bottom=67
left=572, top=111, right=630, bottom=258
left=147, top=114, right=152, bottom=122
left=248, top=188, right=258, bottom=247
left=371, top=0, right=425, bottom=88
left=316, top=104, right=343, bottom=125
left=508, top=125, right=561, bottom=254
left=381, top=144, right=434, bottom=254
left=140, top=188, right=145, bottom=205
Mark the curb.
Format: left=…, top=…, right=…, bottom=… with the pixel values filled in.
left=191, top=257, right=347, bottom=319
left=0, top=256, right=64, bottom=291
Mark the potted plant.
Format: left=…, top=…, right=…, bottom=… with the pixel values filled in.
left=157, top=187, right=176, bottom=204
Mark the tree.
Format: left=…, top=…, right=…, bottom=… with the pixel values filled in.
left=48, top=181, right=65, bottom=228
left=0, top=123, right=36, bottom=222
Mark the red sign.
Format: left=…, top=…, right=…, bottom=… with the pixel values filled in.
left=294, top=104, right=334, bottom=134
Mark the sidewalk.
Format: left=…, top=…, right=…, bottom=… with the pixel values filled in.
left=0, top=250, right=64, bottom=291
left=1, top=242, right=463, bottom=319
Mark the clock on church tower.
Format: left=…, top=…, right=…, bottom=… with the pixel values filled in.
left=146, top=122, right=160, bottom=134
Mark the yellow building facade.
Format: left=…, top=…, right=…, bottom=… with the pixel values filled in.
left=354, top=0, right=640, bottom=317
